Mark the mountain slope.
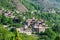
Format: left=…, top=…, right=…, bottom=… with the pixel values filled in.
left=30, top=0, right=60, bottom=9
left=10, top=0, right=28, bottom=12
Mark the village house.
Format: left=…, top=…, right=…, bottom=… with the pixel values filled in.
left=4, top=11, right=14, bottom=18
left=43, top=8, right=56, bottom=13
left=26, top=19, right=32, bottom=26
left=33, top=24, right=47, bottom=33
left=16, top=28, right=24, bottom=33
left=24, top=28, right=32, bottom=35
left=4, top=13, right=11, bottom=17
left=16, top=17, right=49, bottom=35
left=16, top=27, right=32, bottom=35
left=48, top=9, right=56, bottom=13
left=0, top=8, right=15, bottom=18
left=0, top=9, right=13, bottom=18
left=32, top=19, right=46, bottom=33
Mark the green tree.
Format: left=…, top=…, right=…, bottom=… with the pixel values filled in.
left=1, top=16, right=9, bottom=24
left=45, top=29, right=57, bottom=40
left=0, top=14, right=2, bottom=23
left=8, top=18, right=13, bottom=24
left=55, top=36, right=60, bottom=40
left=0, top=26, right=15, bottom=40
left=15, top=30, right=22, bottom=40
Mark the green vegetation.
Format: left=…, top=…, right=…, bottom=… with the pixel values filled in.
left=20, top=0, right=43, bottom=11
left=20, top=34, right=38, bottom=40
left=0, top=11, right=60, bottom=40
left=20, top=0, right=35, bottom=11
left=0, top=0, right=16, bottom=10
left=0, top=25, right=38, bottom=40
left=0, top=26, right=15, bottom=40
left=0, top=0, right=60, bottom=40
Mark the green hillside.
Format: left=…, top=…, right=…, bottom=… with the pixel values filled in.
left=0, top=0, right=60, bottom=40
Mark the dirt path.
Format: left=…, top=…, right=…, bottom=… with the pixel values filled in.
left=11, top=0, right=28, bottom=12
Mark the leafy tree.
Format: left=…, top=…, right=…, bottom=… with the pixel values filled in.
left=38, top=35, right=50, bottom=40
left=15, top=30, right=22, bottom=40
left=52, top=23, right=60, bottom=34
left=55, top=36, right=60, bottom=40
left=0, top=26, right=15, bottom=40
left=1, top=16, right=9, bottom=24
left=8, top=18, right=13, bottom=24
left=0, top=14, right=2, bottom=23
left=45, top=29, right=57, bottom=40
left=20, top=34, right=38, bottom=40
left=18, top=16, right=24, bottom=22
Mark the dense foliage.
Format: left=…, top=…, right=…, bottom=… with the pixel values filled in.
left=0, top=0, right=16, bottom=10
left=0, top=25, right=15, bottom=40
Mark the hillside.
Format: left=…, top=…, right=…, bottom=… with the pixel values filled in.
left=0, top=0, right=60, bottom=40
left=10, top=0, right=28, bottom=12
left=0, top=0, right=28, bottom=12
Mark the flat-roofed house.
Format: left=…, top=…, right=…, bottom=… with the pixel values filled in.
left=33, top=24, right=47, bottom=33
left=26, top=19, right=32, bottom=26
left=16, top=28, right=32, bottom=35
left=24, top=28, right=32, bottom=35
left=32, top=19, right=48, bottom=33
left=16, top=28, right=24, bottom=33
left=24, top=25, right=28, bottom=29
left=4, top=11, right=13, bottom=18
left=17, top=19, right=49, bottom=35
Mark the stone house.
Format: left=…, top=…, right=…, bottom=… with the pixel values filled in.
left=25, top=18, right=49, bottom=33
left=26, top=19, right=32, bottom=26
left=32, top=20, right=46, bottom=33
left=16, top=28, right=24, bottom=33
left=33, top=24, right=47, bottom=33
left=3, top=11, right=14, bottom=18
left=16, top=28, right=32, bottom=35
left=24, top=28, right=32, bottom=35
left=4, top=13, right=11, bottom=17
left=17, top=18, right=49, bottom=35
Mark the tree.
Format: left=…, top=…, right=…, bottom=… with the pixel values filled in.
left=38, top=35, right=50, bottom=40
left=0, top=26, right=15, bottom=40
left=15, top=30, right=22, bottom=40
left=1, top=16, right=9, bottom=24
left=8, top=18, right=13, bottom=24
left=55, top=36, right=60, bottom=40
left=0, top=14, right=2, bottom=23
left=52, top=23, right=60, bottom=34
left=18, top=16, right=24, bottom=22
left=45, top=29, right=57, bottom=40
